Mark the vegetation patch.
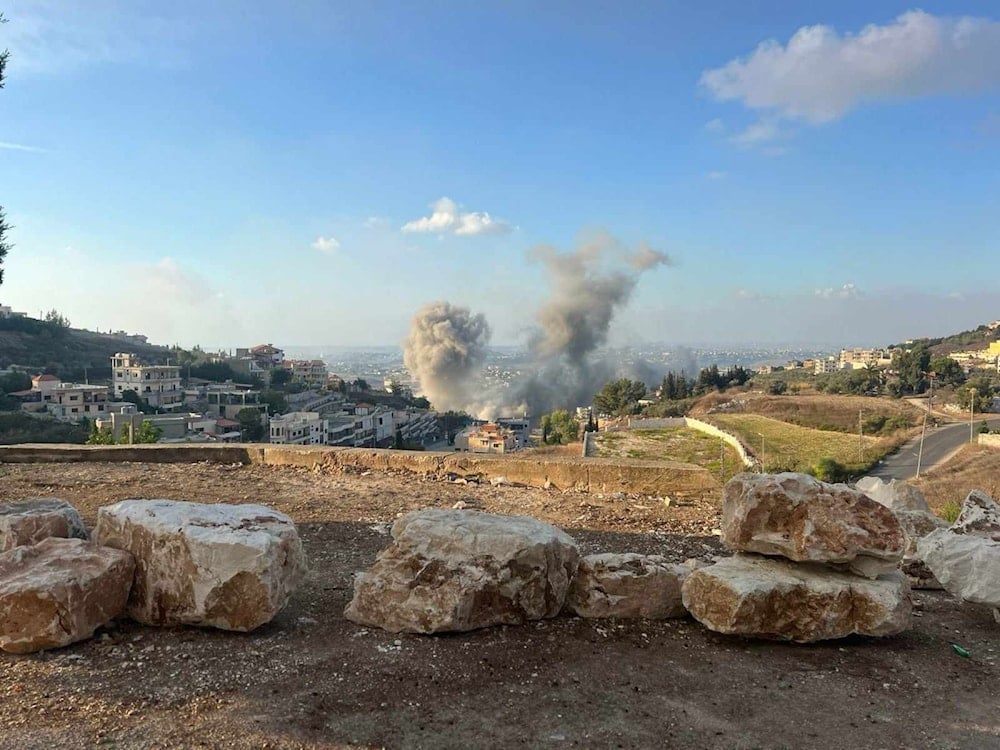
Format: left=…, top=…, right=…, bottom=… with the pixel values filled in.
left=594, top=427, right=744, bottom=484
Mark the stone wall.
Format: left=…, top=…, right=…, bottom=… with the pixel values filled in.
left=0, top=443, right=718, bottom=497
left=979, top=434, right=1000, bottom=450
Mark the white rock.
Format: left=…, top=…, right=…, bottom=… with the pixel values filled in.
left=564, top=553, right=689, bottom=619
left=95, top=499, right=307, bottom=631
left=0, top=538, right=134, bottom=654
left=345, top=509, right=579, bottom=633
left=856, top=477, right=932, bottom=513
left=0, top=498, right=88, bottom=552
left=950, top=490, right=1000, bottom=539
left=681, top=554, right=911, bottom=643
left=918, top=530, right=1000, bottom=606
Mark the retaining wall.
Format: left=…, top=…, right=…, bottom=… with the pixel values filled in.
left=0, top=443, right=718, bottom=497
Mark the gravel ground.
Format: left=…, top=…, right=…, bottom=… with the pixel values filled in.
left=1, top=461, right=998, bottom=750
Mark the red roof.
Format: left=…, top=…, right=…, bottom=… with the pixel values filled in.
left=215, top=418, right=240, bottom=428
left=34, top=374, right=60, bottom=382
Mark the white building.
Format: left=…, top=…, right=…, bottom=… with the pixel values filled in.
left=111, top=353, right=182, bottom=410
left=269, top=411, right=327, bottom=445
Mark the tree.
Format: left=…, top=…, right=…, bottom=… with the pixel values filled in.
left=353, top=378, right=370, bottom=391
left=767, top=380, right=788, bottom=395
left=540, top=410, right=579, bottom=444
left=812, top=457, right=848, bottom=483
left=593, top=378, right=647, bottom=415
left=263, top=390, right=287, bottom=415
left=236, top=407, right=265, bottom=441
left=394, top=427, right=404, bottom=449
left=269, top=368, right=292, bottom=388
left=134, top=419, right=163, bottom=444
left=929, top=356, right=965, bottom=387
left=891, top=345, right=931, bottom=395
left=44, top=309, right=71, bottom=328
left=86, top=423, right=116, bottom=445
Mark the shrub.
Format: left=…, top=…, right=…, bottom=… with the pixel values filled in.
left=811, top=457, right=849, bottom=483
left=939, top=500, right=961, bottom=524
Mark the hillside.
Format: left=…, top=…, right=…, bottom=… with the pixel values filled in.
left=893, top=323, right=1000, bottom=357
left=0, top=317, right=172, bottom=380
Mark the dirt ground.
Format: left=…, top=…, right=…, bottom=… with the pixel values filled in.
left=1, top=461, right=999, bottom=750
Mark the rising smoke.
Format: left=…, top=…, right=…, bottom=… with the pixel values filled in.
left=402, top=232, right=670, bottom=417
left=402, top=301, right=492, bottom=413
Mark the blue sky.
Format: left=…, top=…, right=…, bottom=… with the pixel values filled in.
left=1, top=1, right=998, bottom=349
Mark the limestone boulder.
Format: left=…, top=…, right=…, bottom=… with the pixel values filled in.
left=0, top=498, right=88, bottom=552
left=681, top=553, right=911, bottom=643
left=95, top=499, right=307, bottom=631
left=916, top=491, right=1000, bottom=606
left=950, top=490, right=1000, bottom=539
left=0, top=538, right=134, bottom=654
left=917, top=530, right=1000, bottom=606
left=564, top=553, right=690, bottom=619
left=722, top=473, right=904, bottom=576
left=345, top=509, right=579, bottom=633
left=856, top=477, right=932, bottom=513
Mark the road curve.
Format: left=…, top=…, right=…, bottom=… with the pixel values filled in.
left=863, top=416, right=1000, bottom=482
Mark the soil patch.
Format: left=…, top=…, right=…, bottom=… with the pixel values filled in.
left=0, top=461, right=998, bottom=749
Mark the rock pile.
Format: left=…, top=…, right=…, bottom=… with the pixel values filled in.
left=682, top=473, right=912, bottom=642
left=345, top=508, right=579, bottom=633
left=918, top=490, right=1000, bottom=612
left=564, top=553, right=696, bottom=619
left=0, top=496, right=307, bottom=653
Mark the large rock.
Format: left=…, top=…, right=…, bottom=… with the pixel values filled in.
left=0, top=498, right=88, bottom=552
left=722, top=473, right=904, bottom=576
left=0, top=538, right=134, bottom=654
left=917, top=491, right=1000, bottom=606
left=95, top=499, right=307, bottom=631
left=950, top=490, right=1000, bottom=539
left=345, top=509, right=579, bottom=633
left=564, top=553, right=691, bottom=619
left=856, top=477, right=932, bottom=513
left=681, top=554, right=911, bottom=643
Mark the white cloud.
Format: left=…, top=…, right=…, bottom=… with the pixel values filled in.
left=362, top=216, right=389, bottom=229
left=701, top=11, right=1000, bottom=125
left=704, top=118, right=725, bottom=133
left=402, top=197, right=512, bottom=237
left=311, top=236, right=340, bottom=254
left=730, top=120, right=783, bottom=145
left=0, top=141, right=47, bottom=152
left=705, top=171, right=727, bottom=180
left=815, top=283, right=861, bottom=300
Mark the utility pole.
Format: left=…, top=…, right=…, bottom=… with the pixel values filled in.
left=858, top=408, right=863, bottom=463
left=720, top=437, right=725, bottom=484
left=971, top=387, right=977, bottom=443
left=758, top=432, right=765, bottom=471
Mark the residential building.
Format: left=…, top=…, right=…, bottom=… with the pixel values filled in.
left=325, top=405, right=395, bottom=447
left=814, top=358, right=841, bottom=374
left=269, top=412, right=327, bottom=445
left=204, top=385, right=267, bottom=421
left=111, top=353, right=183, bottom=410
left=455, top=423, right=517, bottom=454
left=0, top=304, right=26, bottom=318
left=230, top=344, right=284, bottom=385
left=496, top=417, right=531, bottom=449
left=838, top=348, right=888, bottom=369
left=284, top=359, right=328, bottom=387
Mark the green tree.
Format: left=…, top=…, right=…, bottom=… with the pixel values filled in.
left=540, top=410, right=579, bottom=444
left=263, top=391, right=287, bottom=415
left=928, top=356, right=965, bottom=387
left=956, top=376, right=996, bottom=413
left=134, top=419, right=163, bottom=444
left=86, top=423, right=116, bottom=445
left=811, top=457, right=848, bottom=483
left=236, top=407, right=265, bottom=441
left=891, top=344, right=931, bottom=395
left=269, top=368, right=292, bottom=388
left=394, top=427, right=404, bottom=449
left=767, top=380, right=788, bottom=395
left=593, top=378, right=647, bottom=415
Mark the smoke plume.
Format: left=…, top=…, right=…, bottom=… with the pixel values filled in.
left=402, top=301, right=492, bottom=413
left=404, top=231, right=670, bottom=417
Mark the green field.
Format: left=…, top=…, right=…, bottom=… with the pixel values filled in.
left=708, top=413, right=900, bottom=475
left=594, top=428, right=744, bottom=484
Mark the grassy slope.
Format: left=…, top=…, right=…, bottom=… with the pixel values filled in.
left=595, top=428, right=743, bottom=484
left=912, top=444, right=1000, bottom=512
left=708, top=412, right=905, bottom=475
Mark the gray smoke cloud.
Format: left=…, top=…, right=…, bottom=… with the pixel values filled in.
left=402, top=301, right=492, bottom=413
left=403, top=232, right=670, bottom=418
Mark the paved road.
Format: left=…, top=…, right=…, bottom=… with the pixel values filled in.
left=864, top=416, right=1000, bottom=481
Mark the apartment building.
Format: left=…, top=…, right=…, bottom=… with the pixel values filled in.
left=269, top=411, right=327, bottom=445
left=455, top=423, right=517, bottom=454
left=111, top=353, right=182, bottom=410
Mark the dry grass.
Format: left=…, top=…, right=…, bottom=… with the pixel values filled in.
left=912, top=444, right=1000, bottom=512
left=594, top=428, right=744, bottom=484
left=708, top=413, right=903, bottom=474
left=692, top=392, right=922, bottom=435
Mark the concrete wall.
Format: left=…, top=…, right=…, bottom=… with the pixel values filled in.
left=0, top=443, right=718, bottom=497
left=979, top=434, right=1000, bottom=449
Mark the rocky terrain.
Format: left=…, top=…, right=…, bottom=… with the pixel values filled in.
left=1, top=461, right=999, bottom=749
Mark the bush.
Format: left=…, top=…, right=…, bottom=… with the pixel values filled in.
left=767, top=380, right=788, bottom=395
left=811, top=457, right=849, bottom=483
